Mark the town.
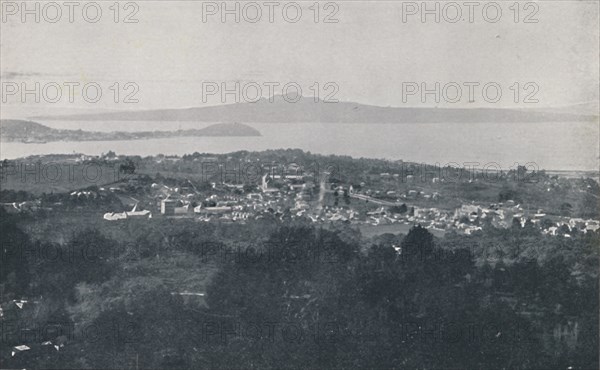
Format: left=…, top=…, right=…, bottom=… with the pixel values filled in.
left=3, top=150, right=598, bottom=238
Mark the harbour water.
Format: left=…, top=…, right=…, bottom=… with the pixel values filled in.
left=1, top=120, right=598, bottom=172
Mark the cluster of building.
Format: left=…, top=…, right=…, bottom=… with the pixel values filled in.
left=96, top=171, right=600, bottom=237
left=139, top=173, right=310, bottom=222
left=103, top=204, right=152, bottom=221
left=402, top=202, right=600, bottom=236
left=1, top=200, right=43, bottom=213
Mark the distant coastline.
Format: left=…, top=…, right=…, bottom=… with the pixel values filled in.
left=0, top=120, right=261, bottom=143
left=29, top=96, right=599, bottom=124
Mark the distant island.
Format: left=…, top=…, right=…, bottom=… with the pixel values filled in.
left=0, top=120, right=261, bottom=143
left=30, top=95, right=598, bottom=123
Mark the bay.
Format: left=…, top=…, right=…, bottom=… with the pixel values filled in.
left=1, top=120, right=597, bottom=171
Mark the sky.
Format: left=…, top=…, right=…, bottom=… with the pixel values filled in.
left=1, top=0, right=599, bottom=118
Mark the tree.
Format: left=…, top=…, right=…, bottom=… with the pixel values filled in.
left=0, top=209, right=31, bottom=296
left=541, top=218, right=554, bottom=229
left=560, top=202, right=573, bottom=216
left=120, top=158, right=136, bottom=174
left=401, top=225, right=435, bottom=259
left=578, top=181, right=600, bottom=218
left=389, top=204, right=407, bottom=214
left=499, top=187, right=520, bottom=202
left=512, top=217, right=522, bottom=229
left=557, top=224, right=571, bottom=235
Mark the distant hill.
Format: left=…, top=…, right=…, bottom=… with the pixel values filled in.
left=0, top=120, right=261, bottom=143
left=1, top=119, right=54, bottom=135
left=31, top=96, right=598, bottom=123
left=1, top=120, right=58, bottom=142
